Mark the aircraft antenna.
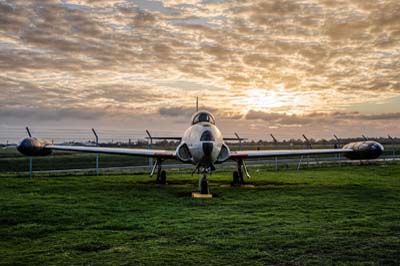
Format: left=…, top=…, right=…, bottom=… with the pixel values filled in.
left=196, top=97, right=199, bottom=112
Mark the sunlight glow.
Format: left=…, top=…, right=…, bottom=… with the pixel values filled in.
left=230, top=86, right=332, bottom=116
left=235, top=86, right=306, bottom=114
left=245, top=89, right=285, bottom=111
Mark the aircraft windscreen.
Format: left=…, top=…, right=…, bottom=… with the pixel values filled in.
left=192, top=112, right=215, bottom=125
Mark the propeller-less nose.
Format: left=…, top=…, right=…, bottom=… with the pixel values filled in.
left=16, top=137, right=52, bottom=156
left=17, top=138, right=31, bottom=155
left=371, top=143, right=384, bottom=158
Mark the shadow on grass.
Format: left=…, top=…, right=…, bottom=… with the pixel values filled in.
left=73, top=242, right=113, bottom=252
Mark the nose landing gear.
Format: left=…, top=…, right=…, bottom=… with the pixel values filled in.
left=199, top=174, right=210, bottom=194
left=195, top=166, right=212, bottom=195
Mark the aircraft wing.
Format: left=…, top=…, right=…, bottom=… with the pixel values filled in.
left=145, top=137, right=182, bottom=141
left=229, top=148, right=353, bottom=159
left=46, top=145, right=176, bottom=159
left=223, top=137, right=248, bottom=142
left=144, top=137, right=247, bottom=142
left=2, top=145, right=17, bottom=150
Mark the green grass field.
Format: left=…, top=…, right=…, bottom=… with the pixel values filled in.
left=1, top=165, right=400, bottom=265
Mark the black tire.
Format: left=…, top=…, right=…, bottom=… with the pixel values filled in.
left=200, top=178, right=209, bottom=194
left=159, top=170, right=167, bottom=185
left=232, top=171, right=240, bottom=185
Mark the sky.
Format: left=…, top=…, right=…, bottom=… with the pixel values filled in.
left=1, top=0, right=400, bottom=141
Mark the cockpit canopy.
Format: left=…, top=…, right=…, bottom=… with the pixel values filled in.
left=191, top=111, right=216, bottom=125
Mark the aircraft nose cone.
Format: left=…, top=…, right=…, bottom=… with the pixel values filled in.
left=17, top=138, right=32, bottom=155
left=202, top=142, right=213, bottom=157
left=371, top=143, right=384, bottom=157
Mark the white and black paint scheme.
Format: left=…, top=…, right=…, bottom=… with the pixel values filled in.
left=17, top=111, right=384, bottom=194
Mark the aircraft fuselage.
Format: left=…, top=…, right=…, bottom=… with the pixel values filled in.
left=181, top=122, right=224, bottom=165
left=174, top=111, right=230, bottom=169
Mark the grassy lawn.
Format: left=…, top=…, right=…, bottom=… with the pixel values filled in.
left=0, top=165, right=399, bottom=265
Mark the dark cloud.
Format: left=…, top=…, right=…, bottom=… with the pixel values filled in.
left=159, top=106, right=219, bottom=118
left=159, top=106, right=195, bottom=117
left=0, top=107, right=108, bottom=121
left=245, top=110, right=400, bottom=126
left=243, top=54, right=283, bottom=69
left=358, top=112, right=400, bottom=121
left=133, top=10, right=157, bottom=26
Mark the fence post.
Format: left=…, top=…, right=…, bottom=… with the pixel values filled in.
left=29, top=157, right=32, bottom=178
left=26, top=126, right=32, bottom=138
left=302, top=134, right=312, bottom=167
left=92, top=128, right=99, bottom=176
left=388, top=135, right=395, bottom=161
left=25, top=127, right=33, bottom=178
left=297, top=155, right=303, bottom=170
left=270, top=134, right=278, bottom=171
left=334, top=134, right=342, bottom=166
left=361, top=135, right=368, bottom=164
left=270, top=134, right=278, bottom=144
left=234, top=132, right=242, bottom=151
left=146, top=130, right=153, bottom=173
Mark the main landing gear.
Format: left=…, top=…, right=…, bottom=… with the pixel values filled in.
left=232, top=159, right=251, bottom=186
left=151, top=158, right=167, bottom=185
left=158, top=170, right=167, bottom=185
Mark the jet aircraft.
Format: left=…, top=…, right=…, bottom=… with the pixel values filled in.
left=17, top=111, right=384, bottom=194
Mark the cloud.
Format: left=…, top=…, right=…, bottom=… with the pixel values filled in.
left=0, top=106, right=108, bottom=121
left=159, top=105, right=219, bottom=118
left=159, top=106, right=195, bottom=117
left=245, top=110, right=400, bottom=126
left=0, top=0, right=400, bottom=138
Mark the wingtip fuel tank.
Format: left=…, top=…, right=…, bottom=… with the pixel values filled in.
left=17, top=137, right=52, bottom=156
left=343, top=141, right=384, bottom=160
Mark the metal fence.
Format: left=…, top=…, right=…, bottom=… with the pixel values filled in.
left=1, top=144, right=399, bottom=178
left=1, top=128, right=399, bottom=177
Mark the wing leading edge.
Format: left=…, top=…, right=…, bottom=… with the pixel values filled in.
left=46, top=145, right=176, bottom=159
left=229, top=148, right=353, bottom=159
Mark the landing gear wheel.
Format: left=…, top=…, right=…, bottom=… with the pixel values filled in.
left=232, top=171, right=240, bottom=186
left=199, top=175, right=210, bottom=194
left=159, top=170, right=167, bottom=185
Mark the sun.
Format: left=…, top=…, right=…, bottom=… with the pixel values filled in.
left=231, top=86, right=322, bottom=115
left=244, top=88, right=289, bottom=112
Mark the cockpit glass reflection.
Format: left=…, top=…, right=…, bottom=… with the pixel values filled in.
left=192, top=112, right=215, bottom=125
